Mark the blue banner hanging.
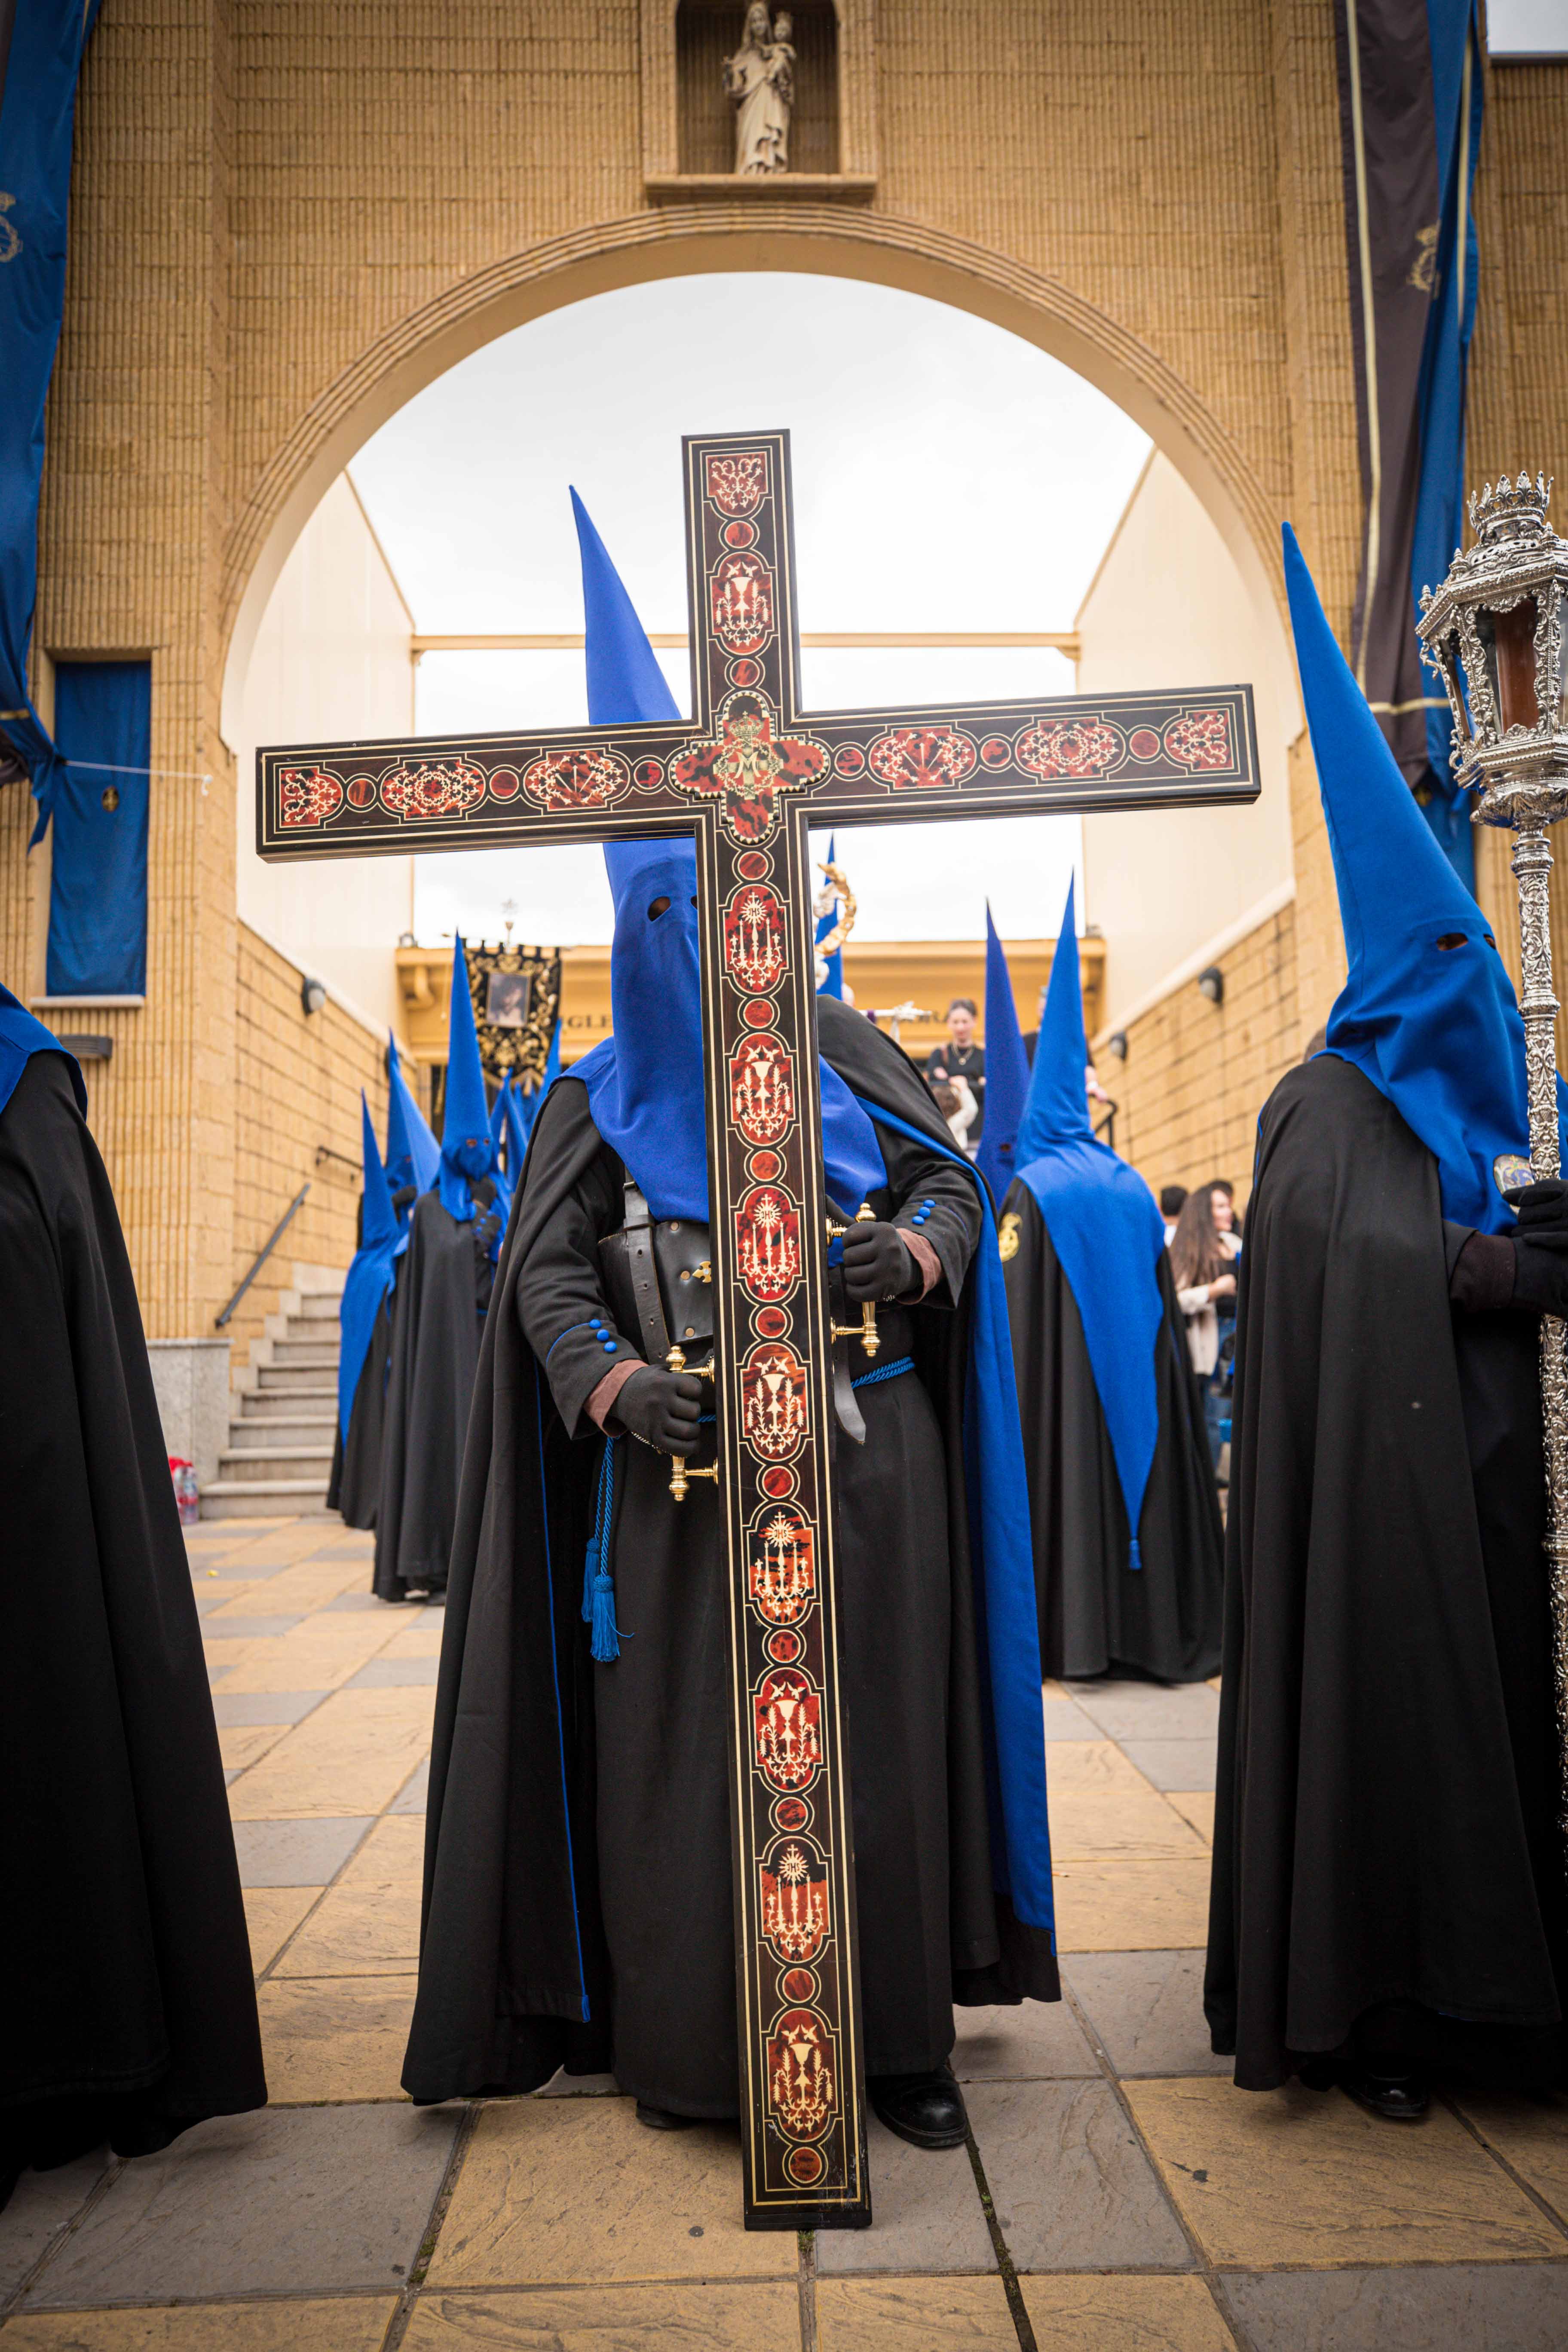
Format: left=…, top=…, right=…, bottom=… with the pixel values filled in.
left=46, top=660, right=149, bottom=997
left=0, top=0, right=103, bottom=843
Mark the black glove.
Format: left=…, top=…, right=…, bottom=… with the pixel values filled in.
left=1507, top=1179, right=1568, bottom=1317
left=841, top=1219, right=914, bottom=1303
left=613, top=1364, right=704, bottom=1455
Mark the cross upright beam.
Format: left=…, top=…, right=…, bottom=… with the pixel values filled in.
left=257, top=429, right=1260, bottom=2230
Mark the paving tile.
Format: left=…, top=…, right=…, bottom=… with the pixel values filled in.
left=1124, top=2076, right=1564, bottom=2266
left=202, top=1614, right=306, bottom=1639
left=428, top=2098, right=794, bottom=2285
left=230, top=1816, right=374, bottom=1887
left=815, top=2115, right=994, bottom=2275
left=217, top=1615, right=406, bottom=1696
left=259, top=1561, right=380, bottom=1610
left=390, top=1758, right=430, bottom=1814
left=22, top=2105, right=459, bottom=2304
left=1046, top=1783, right=1207, bottom=1861
left=276, top=1816, right=425, bottom=1977
left=1063, top=1951, right=1228, bottom=2076
left=243, top=1884, right=324, bottom=1975
left=1040, top=1698, right=1099, bottom=1739
left=816, top=2275, right=1018, bottom=2347
left=228, top=1688, right=435, bottom=1819
left=1452, top=2091, right=1568, bottom=2223
left=536, top=2070, right=622, bottom=2098
left=1219, top=2262, right=1568, bottom=2350
left=347, top=1657, right=441, bottom=1688
left=0, top=2153, right=112, bottom=2298
left=325, top=1589, right=387, bottom=1611
left=1052, top=1859, right=1213, bottom=1951
left=1, top=2300, right=399, bottom=2349
left=950, top=1999, right=1097, bottom=2080
left=1165, top=1790, right=1214, bottom=1841
left=1119, top=1738, right=1218, bottom=1792
left=1043, top=1739, right=1152, bottom=1793
left=210, top=1690, right=331, bottom=1727
left=218, top=1721, right=293, bottom=1774
left=376, top=1618, right=447, bottom=1660
left=257, top=1975, right=418, bottom=2103
left=403, top=2284, right=802, bottom=2349
left=1021, top=2274, right=1234, bottom=2350
left=1068, top=1684, right=1220, bottom=1742
left=967, top=2079, right=1191, bottom=2272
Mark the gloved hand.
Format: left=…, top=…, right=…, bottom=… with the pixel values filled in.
left=613, top=1363, right=704, bottom=1455
left=841, top=1219, right=914, bottom=1303
left=1507, top=1179, right=1568, bottom=1317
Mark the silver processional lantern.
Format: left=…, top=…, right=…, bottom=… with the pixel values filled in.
left=1418, top=471, right=1568, bottom=1852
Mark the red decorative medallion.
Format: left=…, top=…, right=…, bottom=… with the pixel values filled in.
left=786, top=2144, right=826, bottom=2187
left=742, top=999, right=775, bottom=1030
left=766, top=2004, right=837, bottom=2141
left=633, top=756, right=665, bottom=790
left=1014, top=718, right=1124, bottom=780
left=710, top=551, right=775, bottom=656
left=736, top=1184, right=801, bottom=1304
left=346, top=774, right=378, bottom=808
left=773, top=1794, right=811, bottom=1833
left=754, top=1668, right=823, bottom=1793
left=741, top=1340, right=808, bottom=1461
left=781, top=1965, right=818, bottom=2003
left=486, top=767, right=521, bottom=801
left=729, top=656, right=764, bottom=689
left=723, top=880, right=788, bottom=994
left=979, top=735, right=1014, bottom=768
left=866, top=726, right=978, bottom=793
left=748, top=1501, right=816, bottom=1625
left=833, top=742, right=866, bottom=778
left=723, top=518, right=758, bottom=549
left=749, top=1151, right=784, bottom=1184
left=1127, top=726, right=1162, bottom=761
left=278, top=767, right=345, bottom=827
left=706, top=450, right=768, bottom=516
left=1163, top=708, right=1232, bottom=770
left=521, top=746, right=631, bottom=812
left=767, top=1627, right=802, bottom=1665
left=753, top=1304, right=790, bottom=1340
left=760, top=1462, right=798, bottom=1500
left=672, top=692, right=829, bottom=843
left=731, top=1035, right=796, bottom=1145
left=735, top=848, right=772, bottom=881
left=378, top=758, right=487, bottom=821
left=760, top=1831, right=830, bottom=1963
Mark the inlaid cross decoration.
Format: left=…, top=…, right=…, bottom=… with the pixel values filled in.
left=257, top=430, right=1260, bottom=2230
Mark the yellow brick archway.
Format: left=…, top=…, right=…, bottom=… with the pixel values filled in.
left=218, top=203, right=1299, bottom=747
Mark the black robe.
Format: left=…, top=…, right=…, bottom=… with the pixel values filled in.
left=1002, top=1184, right=1223, bottom=1682
left=328, top=1287, right=392, bottom=1531
left=1, top=1054, right=266, bottom=2194
left=403, top=996, right=1057, bottom=2110
left=374, top=1190, right=493, bottom=1599
left=1206, top=1054, right=1567, bottom=2090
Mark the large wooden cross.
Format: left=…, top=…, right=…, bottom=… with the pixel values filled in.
left=257, top=429, right=1259, bottom=2230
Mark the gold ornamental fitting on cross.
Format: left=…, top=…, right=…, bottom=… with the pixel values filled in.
left=255, top=426, right=1260, bottom=2234
left=1418, top=470, right=1568, bottom=1869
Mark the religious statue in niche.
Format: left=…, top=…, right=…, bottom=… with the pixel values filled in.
left=724, top=4, right=795, bottom=175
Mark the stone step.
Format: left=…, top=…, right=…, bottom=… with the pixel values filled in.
left=219, top=1445, right=335, bottom=1484
left=227, top=1415, right=337, bottom=1450
left=259, top=1362, right=340, bottom=1392
left=270, top=1339, right=340, bottom=1367
left=200, top=1479, right=332, bottom=1520
left=294, top=1293, right=343, bottom=1320
left=241, top=1384, right=337, bottom=1418
left=285, top=1315, right=341, bottom=1343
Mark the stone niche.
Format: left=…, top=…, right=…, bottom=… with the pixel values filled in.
left=641, top=0, right=878, bottom=196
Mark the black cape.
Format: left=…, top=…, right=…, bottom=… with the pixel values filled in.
left=1, top=1054, right=266, bottom=2189
left=1206, top=1055, right=1567, bottom=2090
left=1001, top=1183, right=1223, bottom=1682
left=328, top=1287, right=392, bottom=1530
left=374, top=1191, right=491, bottom=1598
left=402, top=996, right=1057, bottom=2105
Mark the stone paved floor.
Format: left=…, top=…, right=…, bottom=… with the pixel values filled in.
left=3, top=1516, right=1567, bottom=2348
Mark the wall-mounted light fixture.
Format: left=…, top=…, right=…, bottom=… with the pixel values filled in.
left=1105, top=1029, right=1129, bottom=1062
left=300, top=975, right=328, bottom=1017
left=1198, top=966, right=1225, bottom=1005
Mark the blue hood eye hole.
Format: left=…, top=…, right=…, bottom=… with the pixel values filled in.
left=1485, top=933, right=1498, bottom=950
left=1435, top=932, right=1468, bottom=951
left=690, top=894, right=698, bottom=907
left=647, top=895, right=671, bottom=919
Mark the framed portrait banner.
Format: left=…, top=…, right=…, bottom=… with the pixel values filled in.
left=465, top=943, right=562, bottom=1086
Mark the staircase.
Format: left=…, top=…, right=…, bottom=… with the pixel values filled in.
left=202, top=1282, right=343, bottom=1519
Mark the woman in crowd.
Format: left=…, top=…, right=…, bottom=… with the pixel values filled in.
left=1170, top=1181, right=1241, bottom=1469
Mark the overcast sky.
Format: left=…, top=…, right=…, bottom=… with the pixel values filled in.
left=348, top=273, right=1150, bottom=946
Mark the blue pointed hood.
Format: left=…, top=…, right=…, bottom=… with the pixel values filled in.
left=566, top=493, right=884, bottom=1220
left=439, top=936, right=499, bottom=1220
left=1013, top=881, right=1165, bottom=1570
left=815, top=833, right=844, bottom=998
left=385, top=1033, right=440, bottom=1207
left=977, top=905, right=1029, bottom=1203
left=1286, top=523, right=1547, bottom=1232
left=337, top=1092, right=399, bottom=1441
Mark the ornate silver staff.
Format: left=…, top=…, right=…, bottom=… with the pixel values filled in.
left=1418, top=471, right=1568, bottom=1839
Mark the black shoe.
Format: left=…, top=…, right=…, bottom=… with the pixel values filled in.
left=635, top=2101, right=698, bottom=2132
left=867, top=2067, right=968, bottom=2151
left=1341, top=2068, right=1429, bottom=2122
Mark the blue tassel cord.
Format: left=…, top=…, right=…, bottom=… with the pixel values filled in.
left=851, top=1354, right=916, bottom=1391
left=582, top=1434, right=629, bottom=1662
left=1128, top=1536, right=1143, bottom=1572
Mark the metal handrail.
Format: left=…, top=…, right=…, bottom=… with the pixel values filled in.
left=314, top=1144, right=361, bottom=1178
left=1093, top=1097, right=1119, bottom=1152
left=215, top=1182, right=311, bottom=1329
